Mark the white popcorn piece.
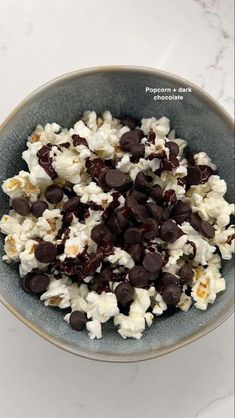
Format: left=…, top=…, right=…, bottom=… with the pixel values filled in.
left=73, top=182, right=113, bottom=208
left=177, top=292, right=192, bottom=312
left=19, top=239, right=47, bottom=277
left=213, top=225, right=235, bottom=260
left=181, top=222, right=216, bottom=265
left=69, top=283, right=89, bottom=312
left=141, top=116, right=170, bottom=137
left=86, top=320, right=102, bottom=339
left=36, top=209, right=62, bottom=242
left=40, top=277, right=72, bottom=309
left=193, top=152, right=217, bottom=170
left=105, top=248, right=134, bottom=269
left=0, top=214, right=22, bottom=235
left=86, top=292, right=119, bottom=323
left=2, top=170, right=40, bottom=201
left=152, top=293, right=167, bottom=316
left=3, top=234, right=25, bottom=262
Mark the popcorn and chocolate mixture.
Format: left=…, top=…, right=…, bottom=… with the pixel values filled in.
left=1, top=111, right=234, bottom=339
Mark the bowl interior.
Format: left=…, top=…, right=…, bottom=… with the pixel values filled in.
left=0, top=68, right=234, bottom=361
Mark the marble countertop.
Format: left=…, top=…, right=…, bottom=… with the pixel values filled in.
left=0, top=0, right=234, bottom=417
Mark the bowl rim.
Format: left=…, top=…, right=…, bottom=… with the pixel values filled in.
left=0, top=65, right=234, bottom=363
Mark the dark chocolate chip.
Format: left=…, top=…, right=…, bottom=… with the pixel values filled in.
left=161, top=207, right=171, bottom=222
left=85, top=158, right=106, bottom=178
left=160, top=219, right=180, bottom=243
left=119, top=130, right=141, bottom=152
left=11, top=198, right=30, bottom=216
left=108, top=214, right=122, bottom=234
left=163, top=189, right=177, bottom=206
left=69, top=311, right=87, bottom=331
left=125, top=196, right=149, bottom=222
left=20, top=274, right=32, bottom=293
left=162, top=283, right=181, bottom=305
left=129, top=188, right=148, bottom=203
left=158, top=272, right=181, bottom=290
left=143, top=252, right=162, bottom=272
left=97, top=170, right=111, bottom=192
left=199, top=220, right=215, bottom=239
left=186, top=166, right=202, bottom=186
left=124, top=227, right=142, bottom=244
left=91, top=224, right=113, bottom=244
left=129, top=265, right=149, bottom=288
left=141, top=218, right=159, bottom=240
left=134, top=172, right=152, bottom=191
left=115, top=282, right=134, bottom=305
left=130, top=143, right=145, bottom=163
left=128, top=244, right=144, bottom=263
left=165, top=141, right=179, bottom=156
left=31, top=200, right=49, bottom=218
left=198, top=165, right=213, bottom=184
left=121, top=116, right=137, bottom=130
left=185, top=147, right=197, bottom=166
left=35, top=241, right=57, bottom=263
left=161, top=156, right=179, bottom=172
left=45, top=185, right=63, bottom=204
left=180, top=263, right=194, bottom=285
left=190, top=213, right=203, bottom=231
left=105, top=169, right=128, bottom=189
left=146, top=202, right=164, bottom=221
left=171, top=200, right=191, bottom=224
left=116, top=208, right=129, bottom=229
left=150, top=184, right=163, bottom=203
left=63, top=196, right=81, bottom=212
left=28, top=273, right=49, bottom=293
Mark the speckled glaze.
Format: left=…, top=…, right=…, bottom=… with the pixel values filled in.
left=0, top=67, right=234, bottom=362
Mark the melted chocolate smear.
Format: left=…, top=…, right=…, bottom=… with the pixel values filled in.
left=187, top=240, right=197, bottom=259
left=102, top=192, right=121, bottom=221
left=37, top=144, right=58, bottom=180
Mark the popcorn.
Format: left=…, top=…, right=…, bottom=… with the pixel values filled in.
left=1, top=112, right=233, bottom=341
left=86, top=292, right=119, bottom=323
left=191, top=255, right=226, bottom=310
left=40, top=277, right=72, bottom=309
left=105, top=248, right=134, bottom=269
left=73, top=182, right=113, bottom=208
left=2, top=170, right=40, bottom=201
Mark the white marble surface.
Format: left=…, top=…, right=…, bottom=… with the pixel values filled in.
left=0, top=0, right=234, bottom=417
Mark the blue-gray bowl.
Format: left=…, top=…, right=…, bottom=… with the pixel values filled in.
left=0, top=66, right=234, bottom=362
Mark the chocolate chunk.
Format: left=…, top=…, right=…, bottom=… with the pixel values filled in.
left=171, top=200, right=191, bottom=224
left=200, top=220, right=215, bottom=239
left=121, top=116, right=137, bottom=130
left=150, top=184, right=163, bottom=203
left=85, top=158, right=106, bottom=178
left=141, top=218, right=159, bottom=240
left=11, top=198, right=30, bottom=216
left=45, top=184, right=63, bottom=204
left=128, top=244, right=144, bottom=263
left=162, top=283, right=181, bottom=305
left=185, top=147, right=197, bottom=166
left=190, top=213, right=203, bottom=231
left=35, top=241, right=57, bottom=263
left=72, top=134, right=88, bottom=147
left=28, top=273, right=49, bottom=293
left=130, top=143, right=145, bottom=163
left=180, top=263, right=194, bottom=284
left=37, top=144, right=58, bottom=180
left=124, top=227, right=142, bottom=244
left=134, top=172, right=151, bottom=191
left=160, top=219, right=180, bottom=243
left=146, top=202, right=163, bottom=221
left=91, top=224, right=113, bottom=244
left=63, top=196, right=81, bottom=212
left=31, top=201, right=49, bottom=218
left=115, top=282, right=134, bottom=305
left=59, top=142, right=70, bottom=149
left=69, top=311, right=87, bottom=331
left=128, top=266, right=149, bottom=288
left=129, top=188, right=148, bottom=204
left=119, top=130, right=141, bottom=152
left=143, top=253, right=162, bottom=272
left=105, top=169, right=128, bottom=189
left=165, top=141, right=179, bottom=156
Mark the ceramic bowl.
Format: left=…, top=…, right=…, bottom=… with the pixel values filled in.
left=0, top=66, right=234, bottom=362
